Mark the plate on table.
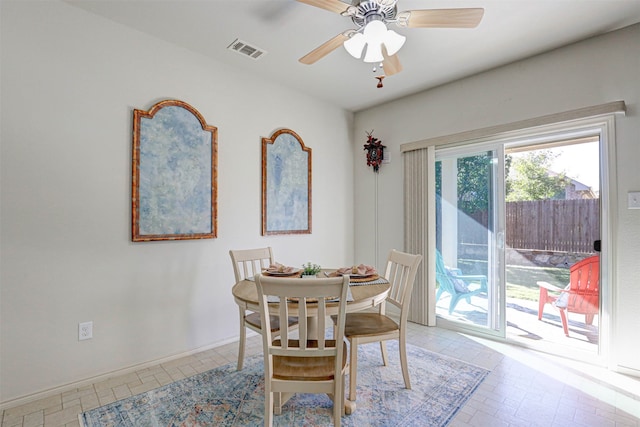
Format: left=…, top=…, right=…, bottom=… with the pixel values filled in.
left=327, top=270, right=379, bottom=282
left=262, top=269, right=301, bottom=277
left=332, top=271, right=378, bottom=280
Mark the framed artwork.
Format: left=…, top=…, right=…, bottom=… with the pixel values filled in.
left=262, top=129, right=311, bottom=235
left=132, top=99, right=217, bottom=242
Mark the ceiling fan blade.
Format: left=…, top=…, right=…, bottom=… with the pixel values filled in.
left=382, top=47, right=402, bottom=76
left=299, top=32, right=350, bottom=65
left=296, top=0, right=350, bottom=14
left=400, top=8, right=484, bottom=28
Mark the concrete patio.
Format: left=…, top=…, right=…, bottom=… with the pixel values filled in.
left=435, top=293, right=600, bottom=361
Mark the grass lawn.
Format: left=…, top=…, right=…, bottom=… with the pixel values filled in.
left=507, top=264, right=570, bottom=301
left=459, top=260, right=570, bottom=302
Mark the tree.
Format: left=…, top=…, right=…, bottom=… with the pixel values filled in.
left=506, top=150, right=569, bottom=201
left=456, top=153, right=491, bottom=214
left=435, top=152, right=510, bottom=215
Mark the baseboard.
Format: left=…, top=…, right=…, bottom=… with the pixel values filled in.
left=614, top=364, right=640, bottom=379
left=0, top=336, right=239, bottom=411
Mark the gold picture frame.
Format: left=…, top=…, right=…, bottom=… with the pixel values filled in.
left=132, top=100, right=217, bottom=242
left=261, top=129, right=312, bottom=235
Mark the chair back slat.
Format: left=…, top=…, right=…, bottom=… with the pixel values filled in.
left=298, top=298, right=308, bottom=347
left=279, top=301, right=290, bottom=347
left=317, top=300, right=327, bottom=350
left=567, top=255, right=599, bottom=315
left=384, top=250, right=423, bottom=311
left=229, top=247, right=274, bottom=281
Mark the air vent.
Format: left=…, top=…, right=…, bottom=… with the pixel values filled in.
left=227, top=39, right=267, bottom=60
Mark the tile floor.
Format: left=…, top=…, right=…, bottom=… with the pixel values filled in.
left=2, top=321, right=639, bottom=427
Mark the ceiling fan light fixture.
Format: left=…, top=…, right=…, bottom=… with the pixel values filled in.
left=346, top=20, right=405, bottom=63
left=344, top=32, right=366, bottom=59
left=363, top=19, right=387, bottom=39
left=383, top=29, right=406, bottom=56
left=363, top=43, right=384, bottom=63
left=362, top=20, right=389, bottom=63
left=298, top=0, right=485, bottom=74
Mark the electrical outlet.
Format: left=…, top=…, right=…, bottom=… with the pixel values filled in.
left=79, top=321, right=93, bottom=341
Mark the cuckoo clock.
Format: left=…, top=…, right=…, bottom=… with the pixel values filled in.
left=363, top=131, right=385, bottom=173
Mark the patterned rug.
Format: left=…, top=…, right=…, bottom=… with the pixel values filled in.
left=80, top=342, right=489, bottom=426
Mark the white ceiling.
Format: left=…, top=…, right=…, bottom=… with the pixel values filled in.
left=67, top=0, right=640, bottom=112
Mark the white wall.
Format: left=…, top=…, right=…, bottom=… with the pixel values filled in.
left=0, top=1, right=354, bottom=404
left=354, top=24, right=640, bottom=373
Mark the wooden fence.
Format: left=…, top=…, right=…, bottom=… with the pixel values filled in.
left=460, top=199, right=600, bottom=253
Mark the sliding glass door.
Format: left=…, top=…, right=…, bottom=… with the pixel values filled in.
left=435, top=144, right=505, bottom=335
left=418, top=115, right=613, bottom=363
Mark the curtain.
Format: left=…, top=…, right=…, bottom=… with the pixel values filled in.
left=404, top=147, right=436, bottom=326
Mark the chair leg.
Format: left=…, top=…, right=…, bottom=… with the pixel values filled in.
left=585, top=314, right=595, bottom=325
left=538, top=288, right=548, bottom=320
left=379, top=341, right=389, bottom=366
left=399, top=336, right=411, bottom=390
left=341, top=374, right=346, bottom=416
left=264, top=387, right=273, bottom=427
left=559, top=308, right=569, bottom=336
left=449, top=295, right=461, bottom=314
left=333, top=374, right=342, bottom=427
left=237, top=309, right=246, bottom=370
left=349, top=339, right=358, bottom=402
left=274, top=392, right=282, bottom=415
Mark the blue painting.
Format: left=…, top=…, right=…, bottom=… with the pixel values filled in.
left=133, top=100, right=217, bottom=241
left=262, top=129, right=311, bottom=235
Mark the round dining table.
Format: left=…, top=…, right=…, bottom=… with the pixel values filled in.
left=231, top=271, right=390, bottom=414
left=232, top=274, right=390, bottom=317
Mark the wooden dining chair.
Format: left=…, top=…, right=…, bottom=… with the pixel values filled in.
left=337, top=249, right=422, bottom=404
left=229, top=247, right=297, bottom=370
left=256, top=274, right=350, bottom=427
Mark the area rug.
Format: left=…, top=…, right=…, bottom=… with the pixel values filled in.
left=80, top=342, right=488, bottom=427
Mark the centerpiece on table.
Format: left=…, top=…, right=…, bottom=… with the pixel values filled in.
left=301, top=262, right=322, bottom=278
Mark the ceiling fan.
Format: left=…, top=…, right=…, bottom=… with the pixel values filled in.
left=297, top=0, right=484, bottom=76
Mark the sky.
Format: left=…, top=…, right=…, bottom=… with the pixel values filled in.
left=547, top=141, right=600, bottom=192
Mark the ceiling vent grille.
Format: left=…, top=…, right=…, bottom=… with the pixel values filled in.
left=227, top=39, right=267, bottom=60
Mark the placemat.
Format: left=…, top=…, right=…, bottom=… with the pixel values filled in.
left=348, top=276, right=388, bottom=286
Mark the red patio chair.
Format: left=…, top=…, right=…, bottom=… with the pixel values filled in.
left=537, top=255, right=599, bottom=336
